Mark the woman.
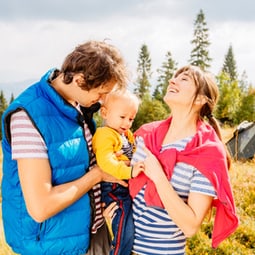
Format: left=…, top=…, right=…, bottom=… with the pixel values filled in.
left=1, top=40, right=128, bottom=255
left=105, top=65, right=239, bottom=255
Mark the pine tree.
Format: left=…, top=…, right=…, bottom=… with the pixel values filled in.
left=234, top=71, right=255, bottom=122
left=9, top=93, right=15, bottom=104
left=221, top=44, right=238, bottom=81
left=234, top=87, right=255, bottom=123
left=153, top=51, right=177, bottom=104
left=189, top=9, right=212, bottom=71
left=239, top=71, right=249, bottom=93
left=215, top=72, right=242, bottom=124
left=135, top=44, right=152, bottom=98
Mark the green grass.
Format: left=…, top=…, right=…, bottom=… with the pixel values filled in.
left=0, top=145, right=255, bottom=254
left=186, top=160, right=255, bottom=255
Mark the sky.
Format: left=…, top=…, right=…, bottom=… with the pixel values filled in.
left=1, top=0, right=255, bottom=99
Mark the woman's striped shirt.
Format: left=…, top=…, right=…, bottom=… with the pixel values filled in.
left=132, top=137, right=216, bottom=255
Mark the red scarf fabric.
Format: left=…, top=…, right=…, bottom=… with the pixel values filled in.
left=129, top=117, right=239, bottom=248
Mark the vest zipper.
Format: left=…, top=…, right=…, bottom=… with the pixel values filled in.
left=36, top=222, right=43, bottom=241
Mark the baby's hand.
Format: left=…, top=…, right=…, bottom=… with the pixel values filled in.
left=131, top=161, right=145, bottom=178
left=115, top=150, right=130, bottom=166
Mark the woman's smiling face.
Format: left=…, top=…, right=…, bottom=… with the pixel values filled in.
left=164, top=71, right=197, bottom=108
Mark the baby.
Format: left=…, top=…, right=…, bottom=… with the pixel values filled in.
left=92, top=89, right=143, bottom=255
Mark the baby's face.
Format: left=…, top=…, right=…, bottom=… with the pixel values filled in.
left=103, top=98, right=138, bottom=134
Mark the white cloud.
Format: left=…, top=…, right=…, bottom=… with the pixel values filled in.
left=209, top=22, right=255, bottom=81
left=0, top=0, right=255, bottom=99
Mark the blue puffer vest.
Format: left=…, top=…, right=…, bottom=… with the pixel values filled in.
left=1, top=70, right=92, bottom=255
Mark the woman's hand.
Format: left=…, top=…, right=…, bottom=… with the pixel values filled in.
left=102, top=202, right=119, bottom=240
left=102, top=202, right=119, bottom=223
left=143, top=147, right=165, bottom=183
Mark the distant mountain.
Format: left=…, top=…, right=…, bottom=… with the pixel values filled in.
left=0, top=79, right=37, bottom=101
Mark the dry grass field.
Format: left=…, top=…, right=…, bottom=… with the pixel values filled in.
left=0, top=127, right=254, bottom=255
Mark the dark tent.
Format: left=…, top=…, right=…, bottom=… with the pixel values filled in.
left=226, top=121, right=255, bottom=160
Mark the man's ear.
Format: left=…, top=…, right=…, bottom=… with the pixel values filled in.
left=73, top=74, right=84, bottom=86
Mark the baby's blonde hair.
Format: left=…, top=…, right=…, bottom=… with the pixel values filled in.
left=103, top=89, right=140, bottom=107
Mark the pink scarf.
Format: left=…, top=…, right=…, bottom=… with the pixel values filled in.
left=129, top=117, right=239, bottom=248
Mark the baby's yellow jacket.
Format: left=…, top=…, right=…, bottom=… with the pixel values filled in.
left=92, top=126, right=135, bottom=180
